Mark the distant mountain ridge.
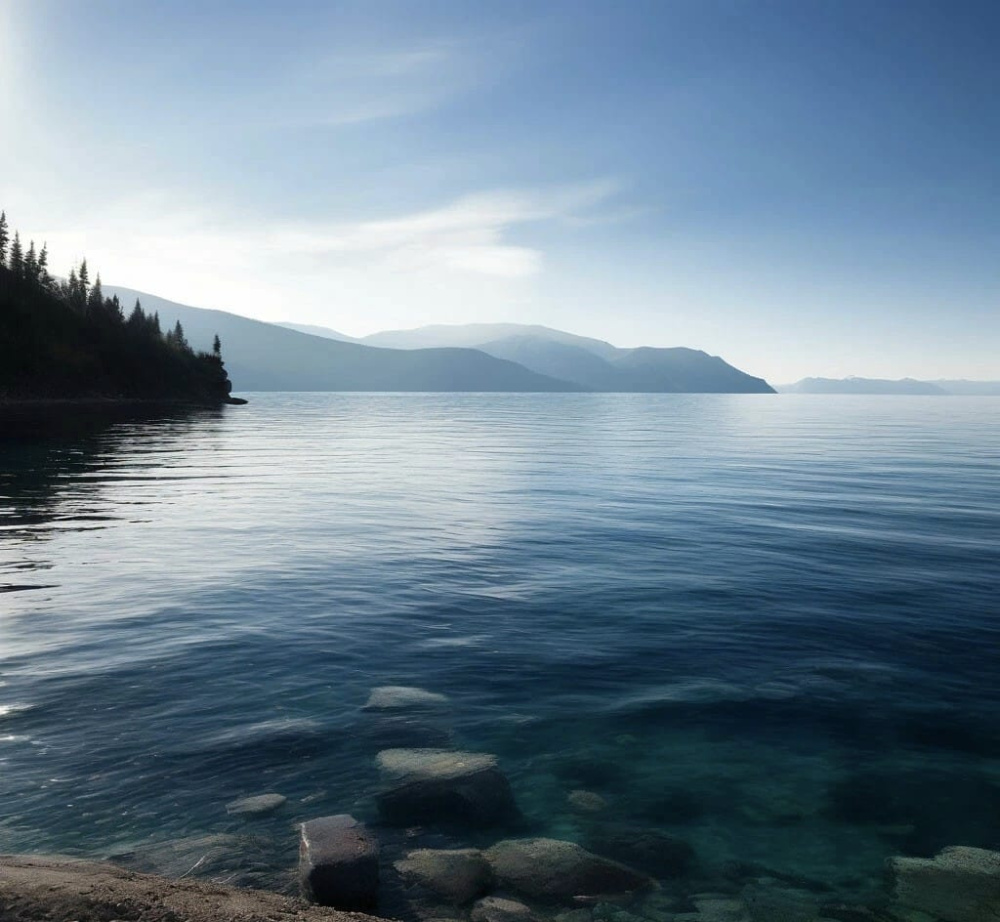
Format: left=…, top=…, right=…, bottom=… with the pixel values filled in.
left=356, top=322, right=774, bottom=393
left=778, top=377, right=1000, bottom=395
left=104, top=289, right=776, bottom=394
left=104, top=288, right=580, bottom=393
left=275, top=321, right=359, bottom=342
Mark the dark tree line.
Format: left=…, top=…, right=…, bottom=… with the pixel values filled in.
left=0, top=209, right=233, bottom=402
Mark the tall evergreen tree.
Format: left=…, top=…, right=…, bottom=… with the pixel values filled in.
left=10, top=231, right=23, bottom=277
left=0, top=211, right=8, bottom=267
left=78, top=259, right=90, bottom=297
left=66, top=266, right=79, bottom=303
left=212, top=334, right=222, bottom=356
left=37, top=243, right=51, bottom=289
left=171, top=320, right=188, bottom=349
left=25, top=241, right=38, bottom=281
left=127, top=299, right=143, bottom=325
left=87, top=273, right=104, bottom=315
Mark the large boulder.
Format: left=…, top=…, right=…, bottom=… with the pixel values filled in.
left=484, top=838, right=654, bottom=902
left=376, top=749, right=518, bottom=827
left=395, top=848, right=494, bottom=904
left=299, top=814, right=380, bottom=911
left=888, top=846, right=1000, bottom=922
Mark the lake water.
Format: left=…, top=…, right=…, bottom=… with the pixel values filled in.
left=2, top=393, right=999, bottom=912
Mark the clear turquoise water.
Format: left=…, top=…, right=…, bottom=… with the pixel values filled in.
left=1, top=394, right=999, bottom=903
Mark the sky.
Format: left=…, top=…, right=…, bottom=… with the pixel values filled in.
left=1, top=0, right=998, bottom=383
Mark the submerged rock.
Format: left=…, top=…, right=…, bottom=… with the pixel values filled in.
left=584, top=826, right=695, bottom=879
left=472, top=896, right=538, bottom=922
left=226, top=792, right=287, bottom=816
left=568, top=789, right=608, bottom=813
left=366, top=686, right=450, bottom=710
left=742, top=883, right=818, bottom=922
left=484, top=838, right=654, bottom=901
left=888, top=846, right=1000, bottom=922
left=693, top=897, right=750, bottom=922
left=299, top=814, right=380, bottom=911
left=395, top=848, right=494, bottom=905
left=376, top=748, right=518, bottom=827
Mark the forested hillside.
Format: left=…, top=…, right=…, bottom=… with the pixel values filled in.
left=0, top=211, right=233, bottom=402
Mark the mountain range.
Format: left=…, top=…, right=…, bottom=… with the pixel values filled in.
left=106, top=287, right=775, bottom=394
left=778, top=377, right=1000, bottom=396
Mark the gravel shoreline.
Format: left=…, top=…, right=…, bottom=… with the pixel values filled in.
left=0, top=854, right=388, bottom=922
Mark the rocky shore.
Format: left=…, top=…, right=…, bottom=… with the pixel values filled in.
left=5, top=687, right=999, bottom=922
left=0, top=854, right=384, bottom=922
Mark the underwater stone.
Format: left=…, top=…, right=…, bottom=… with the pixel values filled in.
left=299, top=814, right=379, bottom=911
left=584, top=826, right=696, bottom=879
left=225, top=793, right=287, bottom=816
left=693, top=897, right=750, bottom=922
left=376, top=748, right=518, bottom=827
left=742, top=883, right=818, bottom=922
left=485, top=838, right=654, bottom=901
left=568, top=790, right=608, bottom=813
left=395, top=848, right=494, bottom=904
left=365, top=686, right=450, bottom=710
left=888, top=846, right=1000, bottom=922
left=471, top=896, right=538, bottom=922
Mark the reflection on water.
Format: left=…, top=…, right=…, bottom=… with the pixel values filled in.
left=1, top=394, right=999, bottom=918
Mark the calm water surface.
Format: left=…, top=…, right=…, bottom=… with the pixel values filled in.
left=1, top=394, right=999, bottom=903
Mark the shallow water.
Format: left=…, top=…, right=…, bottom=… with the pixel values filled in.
left=1, top=394, right=999, bottom=905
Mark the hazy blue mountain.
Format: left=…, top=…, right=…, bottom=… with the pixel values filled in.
left=475, top=335, right=626, bottom=390
left=778, top=377, right=947, bottom=395
left=275, top=321, right=359, bottom=342
left=930, top=380, right=1000, bottom=396
left=362, top=323, right=774, bottom=393
left=363, top=322, right=620, bottom=359
left=103, top=288, right=581, bottom=392
left=608, top=347, right=773, bottom=393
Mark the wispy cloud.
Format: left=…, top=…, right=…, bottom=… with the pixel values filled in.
left=276, top=180, right=622, bottom=278
left=262, top=40, right=481, bottom=129
left=16, top=180, right=625, bottom=331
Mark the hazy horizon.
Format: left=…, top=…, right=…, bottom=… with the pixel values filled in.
left=2, top=0, right=998, bottom=382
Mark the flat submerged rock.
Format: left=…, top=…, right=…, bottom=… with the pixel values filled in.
left=484, top=838, right=655, bottom=901
left=0, top=853, right=388, bottom=922
left=889, top=846, right=1000, bottom=922
left=227, top=792, right=288, bottom=815
left=364, top=686, right=449, bottom=710
left=375, top=748, right=517, bottom=827
left=376, top=749, right=497, bottom=782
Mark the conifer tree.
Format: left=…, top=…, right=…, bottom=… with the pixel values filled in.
left=10, top=231, right=23, bottom=277
left=127, top=299, right=143, bottom=326
left=212, top=334, right=221, bottom=356
left=37, top=243, right=51, bottom=289
left=0, top=211, right=8, bottom=267
left=25, top=241, right=37, bottom=281
left=172, top=320, right=188, bottom=349
left=87, top=273, right=104, bottom=315
left=78, top=259, right=90, bottom=297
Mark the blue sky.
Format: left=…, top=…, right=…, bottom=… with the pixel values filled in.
left=2, top=0, right=998, bottom=381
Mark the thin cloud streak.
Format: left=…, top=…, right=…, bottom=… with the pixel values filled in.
left=18, top=180, right=625, bottom=331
